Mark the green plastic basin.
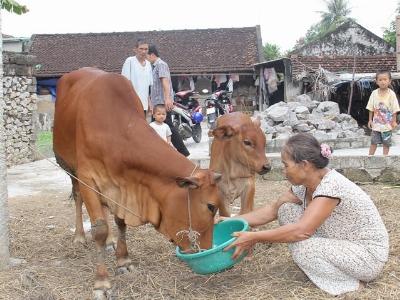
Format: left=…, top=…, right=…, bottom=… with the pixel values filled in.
left=175, top=218, right=249, bottom=275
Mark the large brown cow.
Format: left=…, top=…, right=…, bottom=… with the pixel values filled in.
left=53, top=68, right=223, bottom=299
left=209, top=112, right=271, bottom=216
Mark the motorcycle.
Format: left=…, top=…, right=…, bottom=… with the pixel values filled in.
left=171, top=91, right=204, bottom=143
left=174, top=90, right=199, bottom=109
left=204, top=89, right=234, bottom=129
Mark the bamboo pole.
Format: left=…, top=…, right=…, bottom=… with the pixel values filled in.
left=347, top=54, right=356, bottom=114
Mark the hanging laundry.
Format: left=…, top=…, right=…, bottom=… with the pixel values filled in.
left=189, top=76, right=195, bottom=91
left=215, top=74, right=227, bottom=88
left=263, top=68, right=278, bottom=94
left=230, top=74, right=240, bottom=82
left=227, top=78, right=233, bottom=92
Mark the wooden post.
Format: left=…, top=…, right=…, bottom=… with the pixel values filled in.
left=347, top=55, right=356, bottom=114
left=259, top=68, right=263, bottom=111
left=397, top=16, right=400, bottom=71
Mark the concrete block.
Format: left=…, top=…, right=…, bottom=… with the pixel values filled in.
left=350, top=141, right=365, bottom=148
left=364, top=156, right=387, bottom=169
left=331, top=156, right=364, bottom=169
left=266, top=139, right=275, bottom=152
left=336, top=168, right=373, bottom=183
left=334, top=141, right=351, bottom=149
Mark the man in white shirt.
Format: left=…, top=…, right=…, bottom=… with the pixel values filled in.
left=121, top=39, right=153, bottom=117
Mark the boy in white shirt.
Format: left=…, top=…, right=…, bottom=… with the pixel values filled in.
left=149, top=104, right=173, bottom=146
left=366, top=70, right=400, bottom=155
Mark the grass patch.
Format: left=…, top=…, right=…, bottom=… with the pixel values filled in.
left=36, top=131, right=53, bottom=158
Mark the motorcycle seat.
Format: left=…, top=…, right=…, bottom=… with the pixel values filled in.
left=175, top=90, right=193, bottom=99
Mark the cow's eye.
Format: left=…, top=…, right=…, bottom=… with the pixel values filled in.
left=243, top=139, right=253, bottom=147
left=207, top=203, right=217, bottom=214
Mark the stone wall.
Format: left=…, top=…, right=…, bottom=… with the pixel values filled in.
left=191, top=155, right=400, bottom=183
left=262, top=155, right=400, bottom=183
left=3, top=52, right=37, bottom=166
left=265, top=135, right=370, bottom=153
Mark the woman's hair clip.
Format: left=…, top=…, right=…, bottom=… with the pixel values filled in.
left=320, top=143, right=332, bottom=159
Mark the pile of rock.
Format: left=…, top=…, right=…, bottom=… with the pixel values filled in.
left=255, top=94, right=368, bottom=152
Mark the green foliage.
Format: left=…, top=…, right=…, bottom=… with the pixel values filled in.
left=382, top=2, right=399, bottom=48
left=294, top=0, right=352, bottom=49
left=383, top=21, right=396, bottom=47
left=1, top=0, right=28, bottom=15
left=263, top=43, right=281, bottom=61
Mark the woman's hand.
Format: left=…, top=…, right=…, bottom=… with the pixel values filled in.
left=224, top=231, right=257, bottom=260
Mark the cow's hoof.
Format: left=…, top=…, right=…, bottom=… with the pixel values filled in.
left=73, top=234, right=86, bottom=244
left=115, top=264, right=134, bottom=275
left=116, top=262, right=135, bottom=275
left=105, top=237, right=117, bottom=251
left=92, top=288, right=111, bottom=300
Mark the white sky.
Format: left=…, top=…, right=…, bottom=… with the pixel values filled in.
left=2, top=0, right=398, bottom=52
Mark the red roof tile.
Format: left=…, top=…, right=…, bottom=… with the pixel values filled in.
left=290, top=54, right=397, bottom=75
left=29, top=27, right=262, bottom=77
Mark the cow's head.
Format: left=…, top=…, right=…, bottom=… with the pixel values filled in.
left=158, top=169, right=223, bottom=252
left=210, top=115, right=271, bottom=176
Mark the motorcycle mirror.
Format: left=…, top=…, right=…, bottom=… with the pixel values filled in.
left=201, top=89, right=209, bottom=94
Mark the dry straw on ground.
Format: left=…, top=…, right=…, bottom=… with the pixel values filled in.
left=1, top=180, right=399, bottom=299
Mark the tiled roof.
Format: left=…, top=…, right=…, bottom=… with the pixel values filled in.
left=29, top=27, right=262, bottom=77
left=290, top=54, right=397, bottom=75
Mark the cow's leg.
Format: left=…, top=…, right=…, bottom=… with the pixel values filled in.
left=239, top=177, right=255, bottom=215
left=71, top=178, right=86, bottom=244
left=103, top=206, right=117, bottom=249
left=71, top=179, right=115, bottom=247
left=78, top=180, right=111, bottom=299
left=114, top=216, right=134, bottom=274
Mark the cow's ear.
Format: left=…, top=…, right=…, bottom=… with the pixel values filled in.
left=251, top=116, right=261, bottom=127
left=211, top=125, right=237, bottom=139
left=176, top=177, right=200, bottom=189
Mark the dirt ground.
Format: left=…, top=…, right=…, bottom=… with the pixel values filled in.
left=1, top=179, right=400, bottom=300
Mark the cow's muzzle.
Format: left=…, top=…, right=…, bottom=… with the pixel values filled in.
left=258, top=163, right=272, bottom=175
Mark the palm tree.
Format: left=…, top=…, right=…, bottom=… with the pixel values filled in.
left=318, top=0, right=352, bottom=32
left=0, top=0, right=28, bottom=271
left=298, top=0, right=352, bottom=47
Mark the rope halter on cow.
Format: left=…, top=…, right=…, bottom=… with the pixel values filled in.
left=29, top=145, right=204, bottom=252
left=176, top=164, right=204, bottom=253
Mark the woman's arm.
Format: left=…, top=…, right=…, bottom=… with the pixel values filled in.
left=227, top=196, right=339, bottom=259
left=229, top=189, right=301, bottom=227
